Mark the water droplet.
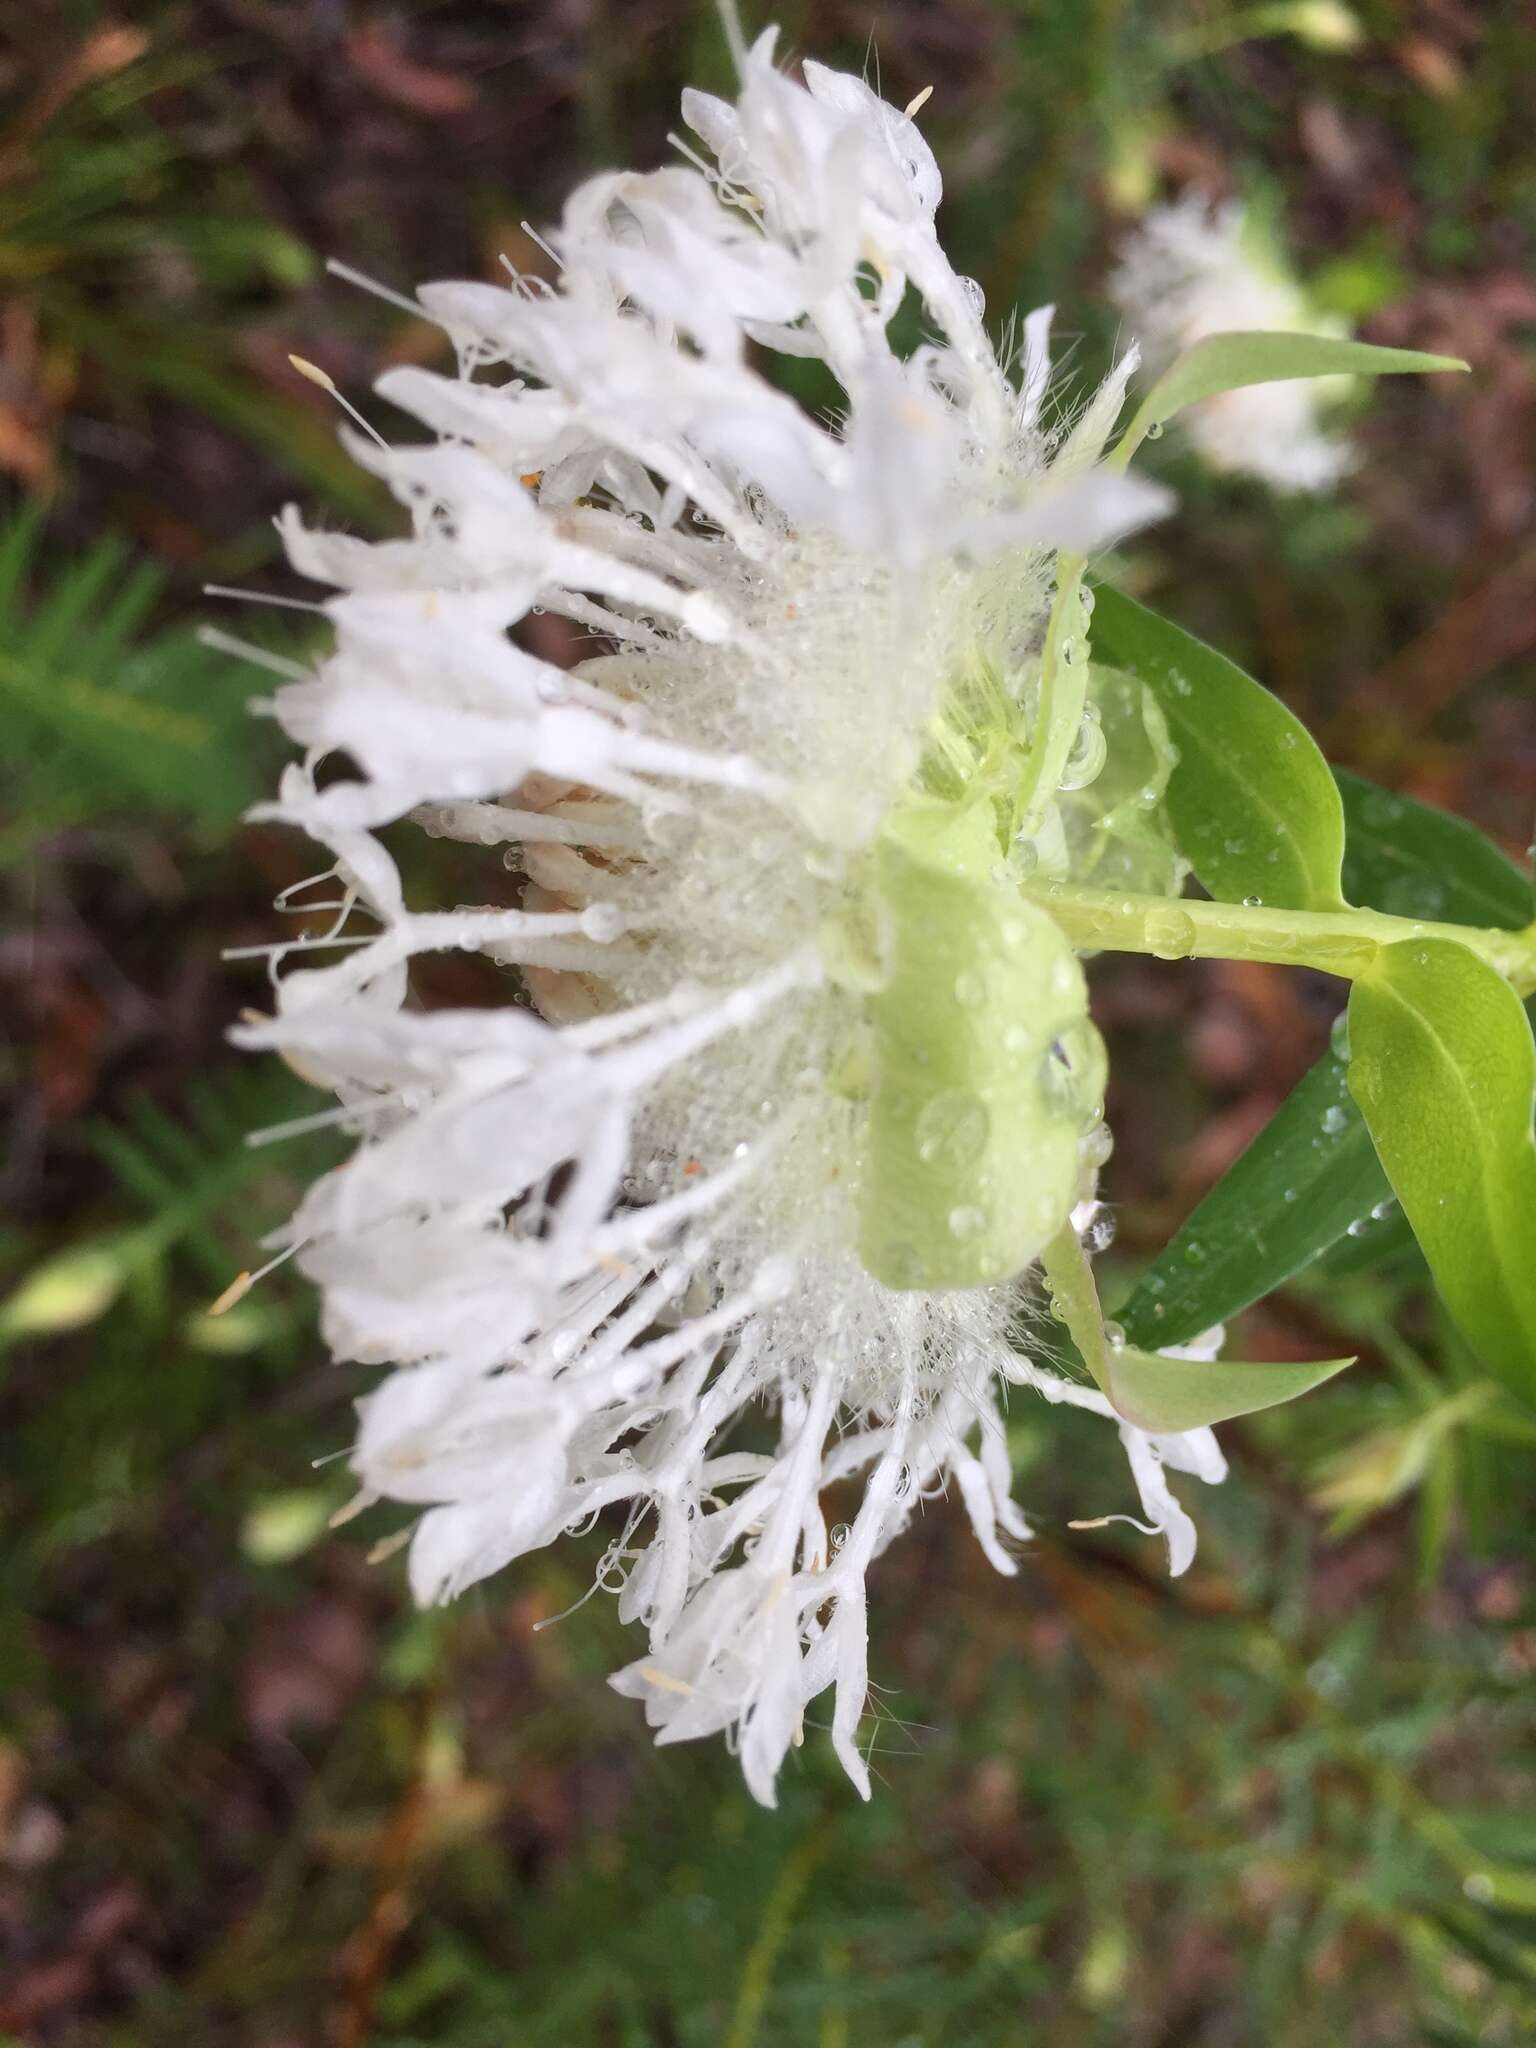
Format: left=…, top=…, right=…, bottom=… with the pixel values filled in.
left=1085, top=1212, right=1117, bottom=1253
left=1321, top=1104, right=1348, bottom=1137
left=535, top=671, right=569, bottom=704
left=1060, top=637, right=1078, bottom=667
left=1463, top=1872, right=1496, bottom=1904
left=1145, top=419, right=1164, bottom=440
left=1038, top=1019, right=1108, bottom=1130
left=580, top=902, right=625, bottom=942
left=1059, top=716, right=1108, bottom=792
left=958, top=275, right=986, bottom=318
left=1182, top=1242, right=1206, bottom=1265
left=1329, top=1011, right=1352, bottom=1063
left=1079, top=1121, right=1114, bottom=1170
left=1079, top=586, right=1096, bottom=616
left=1370, top=1198, right=1396, bottom=1221
left=1012, top=836, right=1040, bottom=878
left=915, top=1089, right=990, bottom=1169
left=1103, top=1319, right=1126, bottom=1350
left=830, top=1521, right=852, bottom=1550
left=948, top=1203, right=988, bottom=1239
left=1146, top=905, right=1197, bottom=960
left=1242, top=894, right=1263, bottom=910
left=1346, top=1217, right=1369, bottom=1238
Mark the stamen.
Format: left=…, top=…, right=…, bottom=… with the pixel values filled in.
left=205, top=1240, right=303, bottom=1316
left=287, top=354, right=391, bottom=452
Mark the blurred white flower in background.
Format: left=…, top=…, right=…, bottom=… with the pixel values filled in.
left=235, top=27, right=1225, bottom=1805
left=1110, top=194, right=1353, bottom=491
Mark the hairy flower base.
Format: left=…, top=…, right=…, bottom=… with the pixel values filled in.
left=241, top=28, right=1226, bottom=1804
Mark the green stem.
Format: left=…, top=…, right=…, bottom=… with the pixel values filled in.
left=1023, top=882, right=1536, bottom=992
left=1013, top=552, right=1087, bottom=838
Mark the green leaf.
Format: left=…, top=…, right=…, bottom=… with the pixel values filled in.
left=1104, top=1343, right=1353, bottom=1435
left=1117, top=771, right=1534, bottom=1337
left=1090, top=583, right=1347, bottom=912
left=1348, top=939, right=1536, bottom=1404
left=1114, top=330, right=1467, bottom=467
left=1336, top=769, right=1533, bottom=928
left=1116, top=1049, right=1391, bottom=1349
left=1046, top=1220, right=1351, bottom=1432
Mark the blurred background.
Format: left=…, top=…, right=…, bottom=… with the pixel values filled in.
left=4, top=1, right=1536, bottom=2041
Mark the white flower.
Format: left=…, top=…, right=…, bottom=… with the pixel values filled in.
left=238, top=31, right=1223, bottom=1806
left=1109, top=195, right=1352, bottom=491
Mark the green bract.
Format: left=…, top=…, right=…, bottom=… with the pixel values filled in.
left=859, top=797, right=1101, bottom=1291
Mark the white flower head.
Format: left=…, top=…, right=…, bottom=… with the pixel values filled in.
left=1109, top=194, right=1352, bottom=492
left=239, top=30, right=1222, bottom=1806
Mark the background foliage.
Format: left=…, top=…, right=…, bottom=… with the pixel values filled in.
left=3, top=2, right=1536, bottom=2041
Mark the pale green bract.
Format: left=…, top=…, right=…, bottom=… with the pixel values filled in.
left=859, top=797, right=1101, bottom=1291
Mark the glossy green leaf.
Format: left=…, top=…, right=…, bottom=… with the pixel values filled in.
left=1114, top=330, right=1467, bottom=467
left=1105, top=1343, right=1354, bottom=1436
left=1090, top=583, right=1346, bottom=912
left=1336, top=769, right=1533, bottom=928
left=1348, top=939, right=1536, bottom=1404
left=1116, top=1049, right=1390, bottom=1349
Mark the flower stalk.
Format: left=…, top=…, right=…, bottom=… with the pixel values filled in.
left=1026, top=881, right=1536, bottom=992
